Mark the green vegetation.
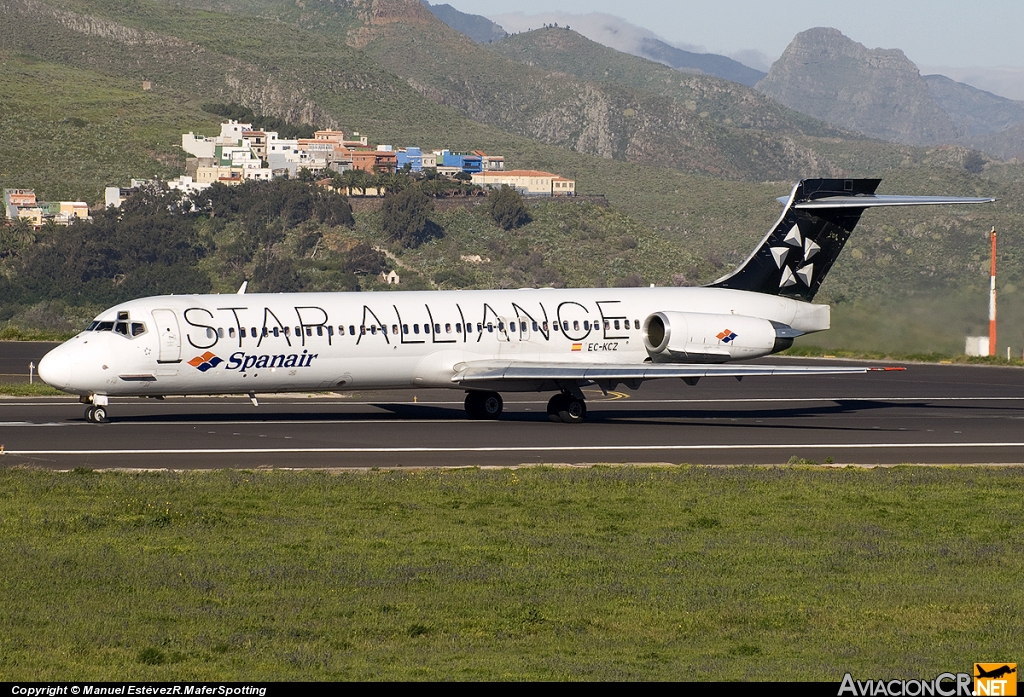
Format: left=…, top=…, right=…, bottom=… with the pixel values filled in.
left=1, top=466, right=1022, bottom=680
left=380, top=186, right=442, bottom=250
left=487, top=185, right=531, bottom=231
left=0, top=382, right=65, bottom=396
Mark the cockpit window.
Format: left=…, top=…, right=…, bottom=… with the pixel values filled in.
left=87, top=319, right=146, bottom=337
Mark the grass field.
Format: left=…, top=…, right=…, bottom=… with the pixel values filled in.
left=1, top=466, right=1021, bottom=680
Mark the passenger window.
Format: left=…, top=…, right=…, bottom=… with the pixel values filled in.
left=456, top=323, right=462, bottom=333
left=285, top=327, right=291, bottom=337
left=262, top=327, right=268, bottom=337
left=532, top=322, right=539, bottom=332
left=552, top=323, right=559, bottom=332
left=349, top=325, right=356, bottom=335
left=476, top=323, right=482, bottom=332
left=273, top=327, right=280, bottom=337
left=635, top=320, right=640, bottom=329
left=306, top=327, right=312, bottom=337
left=487, top=323, right=494, bottom=333
left=370, top=325, right=377, bottom=335
left=497, top=321, right=505, bottom=331
left=521, top=322, right=527, bottom=332
left=445, top=323, right=452, bottom=333
left=327, top=326, right=334, bottom=336
left=563, top=321, right=569, bottom=331
left=131, top=323, right=146, bottom=337
left=414, top=325, right=420, bottom=334
left=228, top=327, right=236, bottom=338
left=614, top=320, right=620, bottom=330
left=207, top=328, right=215, bottom=339
left=424, top=324, right=431, bottom=334
left=583, top=321, right=590, bottom=330
left=573, top=321, right=579, bottom=331
left=508, top=322, right=515, bottom=332
left=542, top=322, right=549, bottom=331
left=434, top=323, right=441, bottom=334
left=216, top=327, right=224, bottom=338
left=317, top=326, right=323, bottom=337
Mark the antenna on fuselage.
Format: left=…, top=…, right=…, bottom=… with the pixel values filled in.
left=236, top=281, right=248, bottom=295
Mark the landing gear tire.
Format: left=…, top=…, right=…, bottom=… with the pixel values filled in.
left=85, top=406, right=107, bottom=423
left=547, top=393, right=587, bottom=423
left=465, top=391, right=503, bottom=420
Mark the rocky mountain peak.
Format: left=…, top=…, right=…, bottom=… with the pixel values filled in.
left=757, top=27, right=959, bottom=146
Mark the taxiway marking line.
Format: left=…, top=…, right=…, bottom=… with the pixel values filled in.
left=5, top=442, right=1024, bottom=456
left=3, top=396, right=1024, bottom=408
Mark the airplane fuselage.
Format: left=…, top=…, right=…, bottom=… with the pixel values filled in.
left=39, top=286, right=829, bottom=398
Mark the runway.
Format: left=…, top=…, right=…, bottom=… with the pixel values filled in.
left=2, top=354, right=1024, bottom=468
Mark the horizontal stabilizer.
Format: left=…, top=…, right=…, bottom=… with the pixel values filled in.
left=792, top=194, right=995, bottom=209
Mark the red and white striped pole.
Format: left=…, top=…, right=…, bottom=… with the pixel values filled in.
left=989, top=227, right=997, bottom=356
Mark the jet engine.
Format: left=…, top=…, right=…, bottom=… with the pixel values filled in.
left=642, top=311, right=801, bottom=363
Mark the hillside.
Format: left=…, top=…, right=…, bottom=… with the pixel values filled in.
left=1, top=0, right=1022, bottom=355
left=923, top=74, right=1024, bottom=160
left=488, top=29, right=845, bottom=140
left=349, top=11, right=838, bottom=180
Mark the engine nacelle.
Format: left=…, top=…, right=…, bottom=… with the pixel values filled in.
left=642, top=311, right=797, bottom=363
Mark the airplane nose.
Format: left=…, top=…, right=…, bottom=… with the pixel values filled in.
left=38, top=346, right=72, bottom=391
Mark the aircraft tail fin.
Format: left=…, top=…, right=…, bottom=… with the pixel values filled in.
left=708, top=178, right=994, bottom=301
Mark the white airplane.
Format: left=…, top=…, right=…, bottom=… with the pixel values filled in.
left=38, top=178, right=993, bottom=423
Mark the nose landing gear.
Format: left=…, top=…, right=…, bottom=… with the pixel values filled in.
left=82, top=394, right=109, bottom=423
left=84, top=405, right=108, bottom=423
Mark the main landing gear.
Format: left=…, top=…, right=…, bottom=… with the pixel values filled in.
left=463, top=390, right=589, bottom=423
left=465, top=391, right=503, bottom=419
left=547, top=392, right=586, bottom=424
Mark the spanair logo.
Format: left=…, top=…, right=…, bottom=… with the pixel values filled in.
left=717, top=329, right=738, bottom=343
left=975, top=664, right=1016, bottom=696
left=188, top=351, right=224, bottom=372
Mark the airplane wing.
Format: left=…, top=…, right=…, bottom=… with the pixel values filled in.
left=452, top=360, right=900, bottom=385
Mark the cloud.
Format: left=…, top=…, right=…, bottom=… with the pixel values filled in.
left=490, top=11, right=706, bottom=55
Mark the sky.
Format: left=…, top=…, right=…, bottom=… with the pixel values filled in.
left=439, top=0, right=1024, bottom=70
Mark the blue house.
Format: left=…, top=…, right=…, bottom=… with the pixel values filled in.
left=396, top=147, right=424, bottom=172
left=438, top=150, right=482, bottom=174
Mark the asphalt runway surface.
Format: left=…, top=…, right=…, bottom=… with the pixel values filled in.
left=2, top=346, right=1024, bottom=468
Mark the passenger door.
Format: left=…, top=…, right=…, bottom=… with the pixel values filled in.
left=152, top=309, right=182, bottom=363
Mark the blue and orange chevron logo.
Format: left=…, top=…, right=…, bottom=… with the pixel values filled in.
left=188, top=351, right=223, bottom=372
left=716, top=329, right=738, bottom=343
